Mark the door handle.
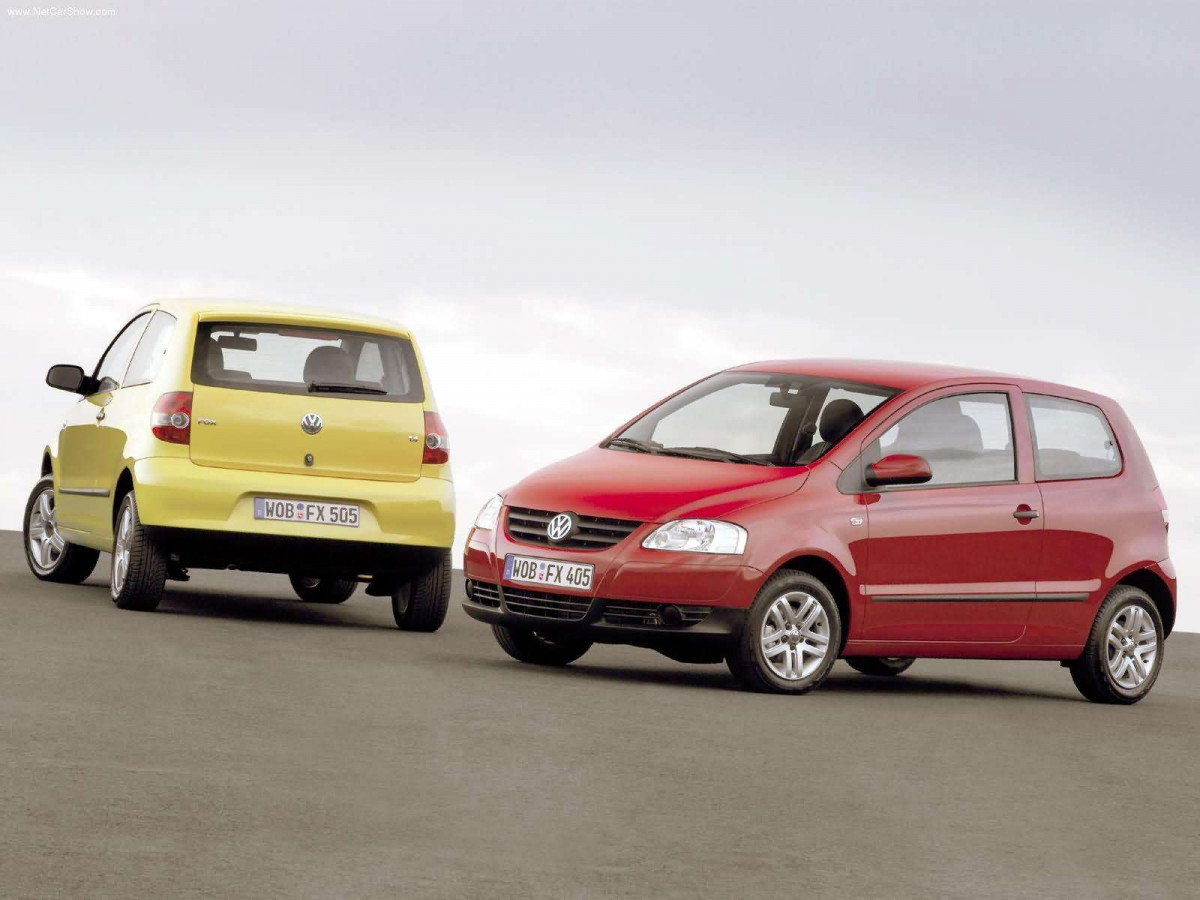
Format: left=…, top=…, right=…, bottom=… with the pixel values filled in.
left=95, top=409, right=106, bottom=422
left=1013, top=506, right=1039, bottom=521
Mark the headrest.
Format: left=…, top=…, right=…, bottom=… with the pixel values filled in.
left=896, top=404, right=983, bottom=454
left=303, top=346, right=354, bottom=385
left=819, top=398, right=865, bottom=446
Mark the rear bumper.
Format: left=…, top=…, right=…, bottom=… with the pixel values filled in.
left=146, top=526, right=444, bottom=577
left=133, top=457, right=454, bottom=548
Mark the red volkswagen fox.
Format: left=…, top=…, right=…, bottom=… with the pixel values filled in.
left=462, top=361, right=1175, bottom=703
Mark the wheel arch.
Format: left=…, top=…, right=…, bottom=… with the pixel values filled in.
left=41, top=449, right=54, bottom=478
left=1117, top=568, right=1176, bottom=638
left=112, top=468, right=135, bottom=527
left=766, top=552, right=853, bottom=651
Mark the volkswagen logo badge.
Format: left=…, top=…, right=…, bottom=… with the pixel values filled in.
left=546, top=512, right=576, bottom=543
left=301, top=413, right=323, bottom=435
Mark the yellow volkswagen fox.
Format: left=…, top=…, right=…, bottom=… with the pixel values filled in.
left=24, top=300, right=455, bottom=630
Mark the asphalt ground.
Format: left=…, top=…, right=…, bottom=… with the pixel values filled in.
left=2, top=532, right=1197, bottom=898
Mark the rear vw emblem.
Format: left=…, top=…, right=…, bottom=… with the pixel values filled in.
left=546, top=512, right=575, bottom=543
left=301, top=413, right=323, bottom=435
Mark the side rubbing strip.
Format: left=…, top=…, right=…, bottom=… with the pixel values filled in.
left=870, top=593, right=1089, bottom=603
left=57, top=487, right=112, bottom=497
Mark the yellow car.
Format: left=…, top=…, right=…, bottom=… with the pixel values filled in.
left=23, top=299, right=455, bottom=630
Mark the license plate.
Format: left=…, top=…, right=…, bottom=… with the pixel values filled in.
left=504, top=554, right=594, bottom=591
left=254, top=497, right=360, bottom=528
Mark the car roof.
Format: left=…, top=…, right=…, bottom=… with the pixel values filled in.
left=144, top=298, right=412, bottom=337
left=729, top=357, right=1111, bottom=404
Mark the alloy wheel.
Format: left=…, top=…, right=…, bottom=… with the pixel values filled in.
left=27, top=487, right=65, bottom=574
left=760, top=591, right=831, bottom=681
left=111, top=504, right=133, bottom=599
left=1106, top=604, right=1158, bottom=690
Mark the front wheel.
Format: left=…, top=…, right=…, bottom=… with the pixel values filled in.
left=23, top=476, right=99, bottom=584
left=110, top=492, right=167, bottom=611
left=492, top=625, right=593, bottom=666
left=392, top=549, right=451, bottom=632
left=289, top=574, right=357, bottom=604
left=1069, top=586, right=1164, bottom=704
left=726, top=569, right=842, bottom=694
left=845, top=656, right=915, bottom=677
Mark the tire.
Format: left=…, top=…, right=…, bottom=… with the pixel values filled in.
left=1069, top=586, right=1164, bottom=705
left=492, top=625, right=593, bottom=666
left=110, top=491, right=168, bottom=612
left=288, top=574, right=357, bottom=604
left=392, top=549, right=452, bottom=632
left=23, top=475, right=100, bottom=584
left=845, top=656, right=916, bottom=677
left=726, top=569, right=842, bottom=694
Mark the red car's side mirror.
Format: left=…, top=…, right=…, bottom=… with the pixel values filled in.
left=865, top=453, right=933, bottom=487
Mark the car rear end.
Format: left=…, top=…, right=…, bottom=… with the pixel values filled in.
left=132, top=309, right=454, bottom=581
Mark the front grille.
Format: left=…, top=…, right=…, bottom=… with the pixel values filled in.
left=505, top=506, right=642, bottom=551
left=469, top=581, right=501, bottom=608
left=501, top=585, right=592, bottom=621
left=603, top=601, right=713, bottom=628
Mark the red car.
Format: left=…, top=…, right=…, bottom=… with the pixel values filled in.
left=462, top=360, right=1175, bottom=703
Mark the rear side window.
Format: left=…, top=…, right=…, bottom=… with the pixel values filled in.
left=1026, top=394, right=1121, bottom=480
left=192, top=322, right=424, bottom=402
left=867, top=392, right=1015, bottom=486
left=124, top=311, right=178, bottom=387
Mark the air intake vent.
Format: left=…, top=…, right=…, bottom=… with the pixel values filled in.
left=603, top=602, right=712, bottom=627
left=501, top=585, right=592, bottom=621
left=506, top=507, right=641, bottom=551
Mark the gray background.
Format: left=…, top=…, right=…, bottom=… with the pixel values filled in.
left=0, top=0, right=1195, bottom=632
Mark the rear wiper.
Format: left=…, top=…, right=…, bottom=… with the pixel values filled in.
left=661, top=446, right=772, bottom=466
left=605, top=437, right=662, bottom=454
left=308, top=382, right=388, bottom=395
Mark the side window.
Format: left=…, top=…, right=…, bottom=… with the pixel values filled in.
left=123, top=312, right=178, bottom=387
left=1027, top=394, right=1121, bottom=480
left=867, top=392, right=1015, bottom=486
left=94, top=313, right=151, bottom=393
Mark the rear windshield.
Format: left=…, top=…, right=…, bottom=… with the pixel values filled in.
left=192, top=322, right=424, bottom=402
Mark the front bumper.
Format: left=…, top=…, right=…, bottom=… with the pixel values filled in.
left=461, top=580, right=748, bottom=648
left=133, top=457, right=454, bottom=548
left=461, top=524, right=764, bottom=648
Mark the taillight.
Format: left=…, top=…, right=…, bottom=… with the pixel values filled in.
left=423, top=411, right=449, bottom=465
left=152, top=392, right=192, bottom=445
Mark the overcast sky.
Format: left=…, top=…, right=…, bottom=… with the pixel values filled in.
left=2, top=1, right=1196, bottom=628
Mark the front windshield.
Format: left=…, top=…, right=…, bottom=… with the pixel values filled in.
left=607, top=372, right=897, bottom=466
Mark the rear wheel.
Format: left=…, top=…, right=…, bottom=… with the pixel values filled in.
left=23, top=476, right=99, bottom=584
left=392, top=549, right=451, bottom=632
left=110, top=492, right=167, bottom=612
left=1069, top=586, right=1163, bottom=704
left=845, top=656, right=915, bottom=677
left=492, top=625, right=593, bottom=666
left=288, top=574, right=357, bottom=604
left=726, top=569, right=842, bottom=694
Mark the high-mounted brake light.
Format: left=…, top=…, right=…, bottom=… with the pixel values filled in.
left=422, top=411, right=449, bottom=465
left=151, top=392, right=192, bottom=445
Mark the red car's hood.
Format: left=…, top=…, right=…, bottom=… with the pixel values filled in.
left=504, top=446, right=810, bottom=522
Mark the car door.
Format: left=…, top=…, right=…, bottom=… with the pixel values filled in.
left=54, top=313, right=151, bottom=539
left=856, top=386, right=1044, bottom=643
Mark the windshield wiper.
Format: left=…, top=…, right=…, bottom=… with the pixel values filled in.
left=605, top=437, right=662, bottom=454
left=308, top=382, right=388, bottom=395
left=661, top=446, right=772, bottom=466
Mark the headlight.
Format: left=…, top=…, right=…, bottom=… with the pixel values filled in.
left=641, top=519, right=747, bottom=554
left=474, top=494, right=503, bottom=530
